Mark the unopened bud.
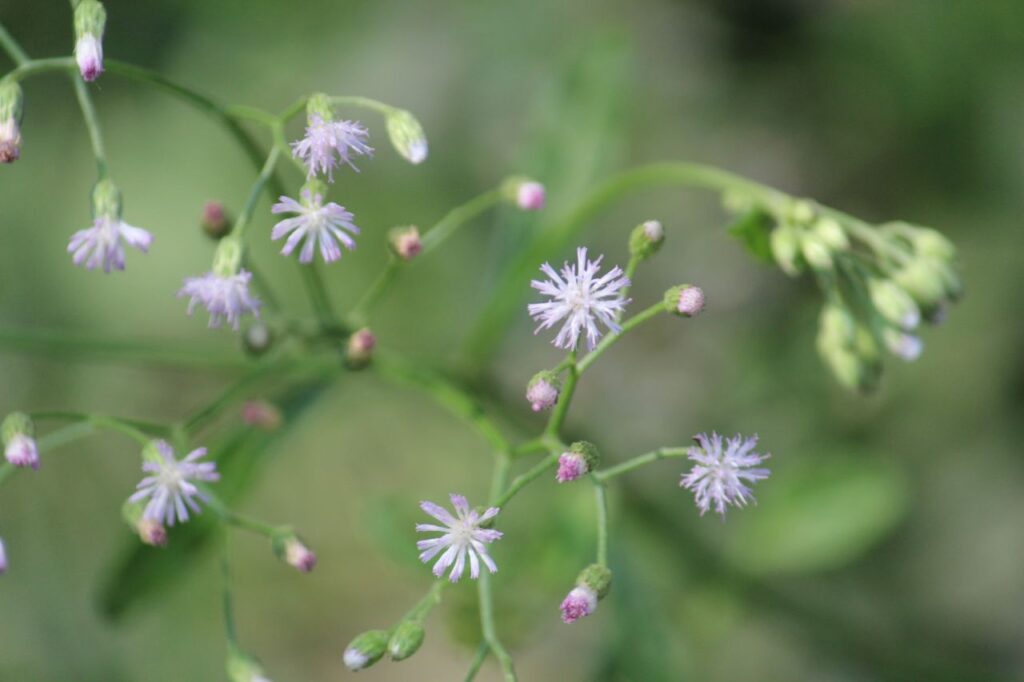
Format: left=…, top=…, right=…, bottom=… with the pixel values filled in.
left=907, top=225, right=956, bottom=262
left=242, top=322, right=274, bottom=356
left=0, top=80, right=23, bottom=164
left=202, top=201, right=231, bottom=239
left=273, top=534, right=317, bottom=573
left=561, top=563, right=612, bottom=623
left=526, top=371, right=560, bottom=412
left=789, top=199, right=816, bottom=225
left=556, top=441, right=600, bottom=483
left=344, top=629, right=390, bottom=671
left=503, top=177, right=546, bottom=211
left=628, top=220, right=665, bottom=261
left=137, top=518, right=168, bottom=547
left=387, top=621, right=426, bottom=661
left=2, top=412, right=38, bottom=470
left=813, top=217, right=849, bottom=251
left=0, top=538, right=7, bottom=574
left=241, top=401, right=282, bottom=431
left=883, top=328, right=923, bottom=362
left=346, top=328, right=376, bottom=368
left=770, top=224, right=804, bottom=276
left=227, top=649, right=271, bottom=682
left=386, top=109, right=428, bottom=165
left=817, top=302, right=856, bottom=349
left=868, top=278, right=920, bottom=330
left=663, top=284, right=705, bottom=317
left=389, top=226, right=422, bottom=262
left=73, top=1, right=106, bottom=82
left=893, top=259, right=948, bottom=311
left=800, top=233, right=834, bottom=270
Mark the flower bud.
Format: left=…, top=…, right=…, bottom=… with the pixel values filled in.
left=273, top=533, right=317, bottom=573
left=788, top=199, right=816, bottom=225
left=663, top=284, right=705, bottom=317
left=137, top=518, right=168, bottom=547
left=242, top=322, right=274, bottom=357
left=2, top=412, right=38, bottom=470
left=909, top=226, right=956, bottom=262
left=800, top=233, right=834, bottom=270
left=0, top=80, right=23, bottom=163
left=892, top=259, right=948, bottom=312
left=227, top=649, right=271, bottom=682
left=346, top=328, right=376, bottom=369
left=387, top=621, right=426, bottom=661
left=817, top=302, right=856, bottom=349
left=556, top=441, right=600, bottom=483
left=628, top=220, right=665, bottom=261
left=344, top=629, right=390, bottom=671
left=73, top=0, right=106, bottom=82
left=770, top=224, right=804, bottom=276
left=526, top=371, right=560, bottom=412
left=386, top=108, right=428, bottom=164
left=813, top=217, right=849, bottom=251
left=503, top=177, right=546, bottom=211
left=241, top=401, right=282, bottom=431
left=201, top=201, right=231, bottom=240
left=883, top=328, right=923, bottom=362
left=389, top=226, right=422, bottom=262
left=0, top=537, right=7, bottom=575
left=868, top=278, right=920, bottom=330
left=561, top=563, right=612, bottom=623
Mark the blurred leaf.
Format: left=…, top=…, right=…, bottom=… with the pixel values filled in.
left=721, top=455, right=909, bottom=575
left=364, top=495, right=422, bottom=571
left=727, top=208, right=775, bottom=264
left=97, top=381, right=330, bottom=621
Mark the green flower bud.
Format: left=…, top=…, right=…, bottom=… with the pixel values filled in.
left=628, top=220, right=665, bottom=261
left=813, top=217, right=849, bottom=251
left=389, top=225, right=422, bottom=261
left=800, top=233, right=834, bottom=271
left=906, top=225, right=956, bottom=262
left=386, top=108, right=428, bottom=164
left=213, top=237, right=243, bottom=277
left=226, top=649, right=269, bottom=682
left=868, top=278, right=920, bottom=330
left=576, top=563, right=612, bottom=599
left=789, top=199, right=816, bottom=225
left=73, top=0, right=106, bottom=41
left=387, top=621, right=426, bottom=661
left=568, top=441, right=601, bottom=472
left=91, top=178, right=122, bottom=219
left=770, top=224, right=804, bottom=276
left=344, top=629, right=390, bottom=671
left=242, top=322, right=274, bottom=357
left=1, top=411, right=33, bottom=445
left=817, top=302, right=856, bottom=348
left=893, top=259, right=947, bottom=311
left=306, top=92, right=333, bottom=121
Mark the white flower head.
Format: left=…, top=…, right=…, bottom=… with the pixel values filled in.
left=178, top=270, right=261, bottom=331
left=416, top=494, right=502, bottom=582
left=529, top=247, right=631, bottom=350
left=680, top=432, right=771, bottom=518
left=4, top=432, right=39, bottom=470
left=128, top=440, right=219, bottom=526
left=271, top=187, right=359, bottom=264
left=291, top=114, right=372, bottom=181
left=75, top=33, right=104, bottom=82
left=68, top=216, right=153, bottom=272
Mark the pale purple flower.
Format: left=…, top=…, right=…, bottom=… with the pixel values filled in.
left=75, top=34, right=103, bottom=82
left=271, top=189, right=359, bottom=264
left=529, top=247, right=631, bottom=350
left=416, top=494, right=502, bottom=582
left=556, top=451, right=588, bottom=483
left=516, top=181, right=546, bottom=211
left=178, top=270, right=261, bottom=330
left=526, top=377, right=558, bottom=412
left=0, top=537, right=6, bottom=574
left=68, top=216, right=153, bottom=273
left=681, top=433, right=770, bottom=517
left=291, top=115, right=372, bottom=181
left=128, top=440, right=219, bottom=526
left=5, top=433, right=39, bottom=470
left=560, top=585, right=598, bottom=623
left=676, top=285, right=706, bottom=317
left=0, top=117, right=20, bottom=163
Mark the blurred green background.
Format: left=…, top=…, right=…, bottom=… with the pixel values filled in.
left=1, top=0, right=1023, bottom=680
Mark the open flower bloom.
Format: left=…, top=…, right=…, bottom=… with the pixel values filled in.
left=68, top=216, right=153, bottom=272
left=178, top=270, right=261, bottom=330
left=271, top=189, right=359, bottom=263
left=291, top=114, right=372, bottom=181
left=529, top=247, right=630, bottom=350
left=680, top=433, right=771, bottom=517
left=129, top=440, right=219, bottom=526
left=416, top=494, right=502, bottom=582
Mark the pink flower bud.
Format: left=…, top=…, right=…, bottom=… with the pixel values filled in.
left=241, top=401, right=283, bottom=431
left=137, top=518, right=168, bottom=547
left=560, top=585, right=597, bottom=623
left=284, top=537, right=317, bottom=573
left=0, top=537, right=8, bottom=575
left=202, top=201, right=230, bottom=239
left=4, top=433, right=38, bottom=470
left=516, top=181, right=546, bottom=211
left=346, top=328, right=376, bottom=368
left=526, top=373, right=559, bottom=412
left=390, top=226, right=422, bottom=261
left=556, top=452, right=588, bottom=483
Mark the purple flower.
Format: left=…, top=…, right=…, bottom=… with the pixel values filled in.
left=675, top=285, right=705, bottom=317
left=416, top=494, right=502, bottom=582
left=526, top=375, right=559, bottom=412
left=271, top=189, right=359, bottom=263
left=560, top=585, right=598, bottom=623
left=68, top=216, right=153, bottom=272
left=291, top=114, right=372, bottom=181
left=556, top=451, right=588, bottom=483
left=680, top=433, right=771, bottom=517
left=4, top=433, right=38, bottom=470
left=75, top=34, right=103, bottom=82
left=529, top=247, right=631, bottom=350
left=178, top=270, right=261, bottom=330
left=129, top=440, right=219, bottom=526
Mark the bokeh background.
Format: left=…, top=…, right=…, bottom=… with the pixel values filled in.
left=1, top=0, right=1023, bottom=680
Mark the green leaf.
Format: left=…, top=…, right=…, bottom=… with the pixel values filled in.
left=721, top=455, right=909, bottom=574
left=97, top=381, right=330, bottom=621
left=727, top=208, right=775, bottom=264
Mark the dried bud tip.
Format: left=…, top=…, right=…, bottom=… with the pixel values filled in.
left=389, top=226, right=422, bottom=262
left=241, top=401, right=283, bottom=431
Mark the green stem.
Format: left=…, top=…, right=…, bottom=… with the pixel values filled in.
left=31, top=411, right=169, bottom=437
left=617, top=254, right=642, bottom=313
left=477, top=571, right=517, bottom=682
left=591, top=446, right=689, bottom=482
left=348, top=257, right=400, bottom=325
left=593, top=479, right=609, bottom=566
left=576, top=302, right=665, bottom=374
left=181, top=361, right=283, bottom=434
left=544, top=351, right=577, bottom=437
left=403, top=580, right=446, bottom=624
left=233, top=146, right=281, bottom=239
left=489, top=455, right=511, bottom=504
left=0, top=23, right=30, bottom=66
left=464, top=642, right=490, bottom=682
left=420, top=189, right=503, bottom=255
left=0, top=420, right=97, bottom=486
left=70, top=75, right=107, bottom=178
left=221, top=534, right=239, bottom=646
left=301, top=262, right=342, bottom=333
left=206, top=492, right=282, bottom=538
left=327, top=95, right=396, bottom=116
left=493, top=452, right=560, bottom=509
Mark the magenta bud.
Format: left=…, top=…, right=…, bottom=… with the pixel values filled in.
left=516, top=181, right=546, bottom=211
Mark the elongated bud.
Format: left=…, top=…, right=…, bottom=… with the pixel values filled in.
left=2, top=412, right=38, bottom=470
left=202, top=201, right=231, bottom=239
left=503, top=177, right=546, bottom=211
left=556, top=441, right=600, bottom=483
left=0, top=538, right=7, bottom=574
left=893, top=259, right=948, bottom=312
left=868, top=278, right=920, bottom=330
left=817, top=302, right=856, bottom=349
left=813, top=217, right=849, bottom=251
left=242, top=400, right=282, bottom=431
left=73, top=0, right=106, bottom=82
left=561, top=563, right=612, bottom=623
left=344, top=629, right=390, bottom=671
left=389, top=226, right=422, bottom=262
left=911, top=227, right=956, bottom=262
left=526, top=370, right=560, bottom=412
left=273, top=533, right=317, bottom=573
left=386, top=109, right=428, bottom=164
left=883, top=327, right=923, bottom=362
left=789, top=199, right=816, bottom=225
left=628, top=220, right=665, bottom=261
left=346, top=328, right=376, bottom=369
left=0, top=80, right=23, bottom=163
left=387, top=621, right=426, bottom=661
left=770, top=224, right=804, bottom=276
left=800, top=232, right=834, bottom=270
left=214, top=237, right=243, bottom=277
left=227, top=649, right=271, bottom=682
left=663, top=284, right=705, bottom=317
